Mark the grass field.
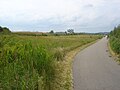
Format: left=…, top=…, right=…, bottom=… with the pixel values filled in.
left=0, top=34, right=102, bottom=90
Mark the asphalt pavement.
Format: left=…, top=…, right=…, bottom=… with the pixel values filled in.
left=73, top=37, right=120, bottom=90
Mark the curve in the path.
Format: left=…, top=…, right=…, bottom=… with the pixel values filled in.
left=73, top=37, right=120, bottom=90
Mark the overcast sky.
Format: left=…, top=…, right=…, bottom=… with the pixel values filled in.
left=0, top=0, right=120, bottom=32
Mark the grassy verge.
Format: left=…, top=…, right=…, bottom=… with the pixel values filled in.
left=56, top=39, right=100, bottom=90
left=108, top=40, right=120, bottom=64
left=108, top=25, right=120, bottom=64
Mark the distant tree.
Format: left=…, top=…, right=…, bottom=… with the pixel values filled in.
left=0, top=26, right=11, bottom=34
left=0, top=26, right=3, bottom=32
left=67, top=29, right=74, bottom=34
left=2, top=27, right=11, bottom=33
left=49, top=30, right=54, bottom=34
left=65, top=31, right=67, bottom=35
left=3, top=27, right=11, bottom=32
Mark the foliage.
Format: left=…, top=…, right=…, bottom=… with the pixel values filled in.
left=49, top=30, right=54, bottom=34
left=0, top=36, right=55, bottom=89
left=109, top=25, right=120, bottom=54
left=0, top=35, right=101, bottom=89
left=67, top=29, right=74, bottom=34
left=0, top=26, right=11, bottom=34
left=0, top=26, right=3, bottom=32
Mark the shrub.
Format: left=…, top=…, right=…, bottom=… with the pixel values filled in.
left=109, top=25, right=120, bottom=54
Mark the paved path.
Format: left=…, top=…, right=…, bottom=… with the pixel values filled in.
left=73, top=37, right=120, bottom=90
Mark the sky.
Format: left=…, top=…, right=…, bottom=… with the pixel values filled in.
left=0, top=0, right=120, bottom=33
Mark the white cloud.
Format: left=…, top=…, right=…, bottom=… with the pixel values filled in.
left=0, top=0, right=120, bottom=32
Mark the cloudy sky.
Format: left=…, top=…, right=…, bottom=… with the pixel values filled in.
left=0, top=0, right=120, bottom=32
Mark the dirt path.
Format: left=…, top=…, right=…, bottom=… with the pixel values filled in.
left=73, top=37, right=120, bottom=90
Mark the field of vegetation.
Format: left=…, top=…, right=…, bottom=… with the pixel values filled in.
left=109, top=25, right=120, bottom=61
left=0, top=34, right=101, bottom=90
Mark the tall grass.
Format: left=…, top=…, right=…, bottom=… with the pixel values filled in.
left=0, top=36, right=55, bottom=90
left=0, top=35, right=101, bottom=89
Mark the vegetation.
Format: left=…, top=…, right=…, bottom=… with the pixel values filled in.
left=109, top=25, right=120, bottom=63
left=0, top=26, right=11, bottom=34
left=49, top=30, right=54, bottom=34
left=0, top=33, right=101, bottom=89
left=13, top=32, right=46, bottom=36
left=67, top=29, right=74, bottom=34
left=109, top=25, right=120, bottom=58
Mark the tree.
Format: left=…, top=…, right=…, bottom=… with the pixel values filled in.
left=49, top=30, right=54, bottom=34
left=0, top=26, right=3, bottom=32
left=0, top=26, right=11, bottom=33
left=67, top=29, right=74, bottom=34
left=3, top=27, right=11, bottom=33
left=65, top=31, right=67, bottom=35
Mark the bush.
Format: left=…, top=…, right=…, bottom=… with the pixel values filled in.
left=109, top=25, right=120, bottom=54
left=0, top=26, right=11, bottom=34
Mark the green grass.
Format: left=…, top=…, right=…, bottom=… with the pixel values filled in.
left=0, top=34, right=101, bottom=90
left=109, top=26, right=120, bottom=63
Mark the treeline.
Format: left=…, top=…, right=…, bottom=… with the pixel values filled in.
left=109, top=25, right=120, bottom=54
